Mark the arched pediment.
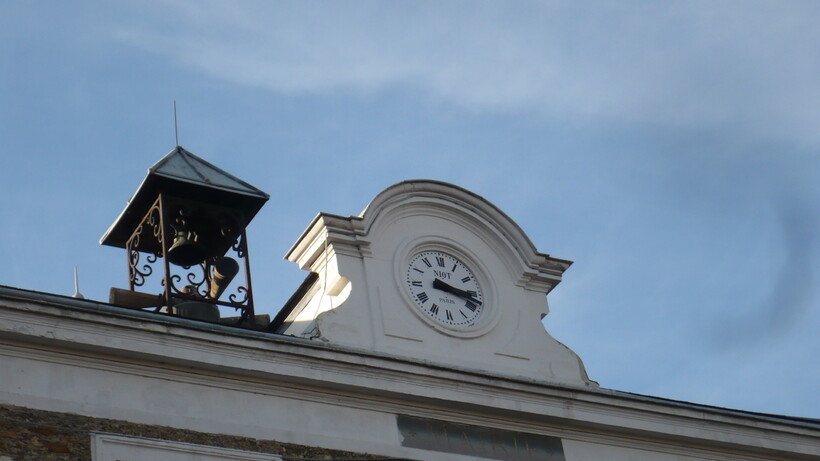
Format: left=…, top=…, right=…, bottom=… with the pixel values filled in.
left=280, top=179, right=594, bottom=387
left=360, top=180, right=572, bottom=294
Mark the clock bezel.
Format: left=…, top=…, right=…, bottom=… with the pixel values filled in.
left=394, top=236, right=499, bottom=337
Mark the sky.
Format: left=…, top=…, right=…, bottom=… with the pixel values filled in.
left=1, top=1, right=818, bottom=418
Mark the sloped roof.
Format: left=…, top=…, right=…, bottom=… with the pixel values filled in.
left=148, top=146, right=268, bottom=199
left=100, top=146, right=269, bottom=249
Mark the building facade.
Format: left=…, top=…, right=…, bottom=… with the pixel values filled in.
left=1, top=154, right=818, bottom=460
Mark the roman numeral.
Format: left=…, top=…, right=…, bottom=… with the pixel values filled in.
left=465, top=300, right=477, bottom=312
left=430, top=304, right=439, bottom=315
left=436, top=256, right=445, bottom=267
left=452, top=263, right=458, bottom=272
left=461, top=276, right=471, bottom=283
left=466, top=290, right=477, bottom=298
left=411, top=281, right=422, bottom=287
left=460, top=310, right=468, bottom=319
left=422, top=257, right=432, bottom=267
left=417, top=292, right=429, bottom=303
left=445, top=310, right=453, bottom=321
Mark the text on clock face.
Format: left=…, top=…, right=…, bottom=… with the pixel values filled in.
left=406, top=251, right=483, bottom=327
left=433, top=270, right=451, bottom=279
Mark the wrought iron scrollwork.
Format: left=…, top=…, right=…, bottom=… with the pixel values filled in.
left=164, top=273, right=183, bottom=295
left=122, top=195, right=255, bottom=324
left=127, top=203, right=163, bottom=290
left=184, top=263, right=210, bottom=297
left=232, top=234, right=247, bottom=259
left=228, top=286, right=249, bottom=305
left=147, top=206, right=162, bottom=240
left=128, top=250, right=157, bottom=287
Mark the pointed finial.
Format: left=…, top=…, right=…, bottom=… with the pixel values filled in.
left=72, top=267, right=85, bottom=299
left=174, top=100, right=179, bottom=146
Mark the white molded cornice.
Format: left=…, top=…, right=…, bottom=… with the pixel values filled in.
left=1, top=292, right=817, bottom=460
left=285, top=212, right=371, bottom=270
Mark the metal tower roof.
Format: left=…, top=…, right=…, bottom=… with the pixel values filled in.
left=100, top=146, right=269, bottom=249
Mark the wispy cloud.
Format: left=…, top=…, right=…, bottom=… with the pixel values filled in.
left=112, top=1, right=820, bottom=146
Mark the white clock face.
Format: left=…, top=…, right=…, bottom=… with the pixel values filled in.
left=405, top=251, right=484, bottom=328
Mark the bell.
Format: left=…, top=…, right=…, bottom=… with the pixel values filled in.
left=167, top=230, right=208, bottom=267
left=209, top=257, right=239, bottom=299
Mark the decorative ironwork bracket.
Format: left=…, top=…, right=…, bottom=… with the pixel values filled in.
left=124, top=194, right=256, bottom=323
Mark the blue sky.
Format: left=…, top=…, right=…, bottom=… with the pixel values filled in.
left=1, top=1, right=818, bottom=417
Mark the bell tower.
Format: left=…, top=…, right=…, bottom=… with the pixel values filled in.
left=100, top=146, right=269, bottom=325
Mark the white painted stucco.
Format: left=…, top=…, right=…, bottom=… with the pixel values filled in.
left=284, top=180, right=593, bottom=387
left=1, top=290, right=817, bottom=460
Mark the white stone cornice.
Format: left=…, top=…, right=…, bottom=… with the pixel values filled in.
left=1, top=292, right=818, bottom=460
left=285, top=213, right=371, bottom=271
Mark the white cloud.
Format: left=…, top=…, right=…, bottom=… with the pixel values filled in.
left=112, top=1, right=820, bottom=145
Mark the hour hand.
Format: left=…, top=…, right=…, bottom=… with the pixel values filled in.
left=432, top=278, right=482, bottom=305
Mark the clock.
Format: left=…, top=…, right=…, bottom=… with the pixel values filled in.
left=405, top=250, right=484, bottom=328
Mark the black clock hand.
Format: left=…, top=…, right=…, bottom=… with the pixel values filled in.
left=432, top=278, right=482, bottom=305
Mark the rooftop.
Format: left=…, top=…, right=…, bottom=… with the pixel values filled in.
left=1, top=283, right=816, bottom=430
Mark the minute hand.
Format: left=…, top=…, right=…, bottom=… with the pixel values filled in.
left=432, top=279, right=482, bottom=305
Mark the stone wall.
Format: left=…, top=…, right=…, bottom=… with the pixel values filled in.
left=0, top=404, right=409, bottom=461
